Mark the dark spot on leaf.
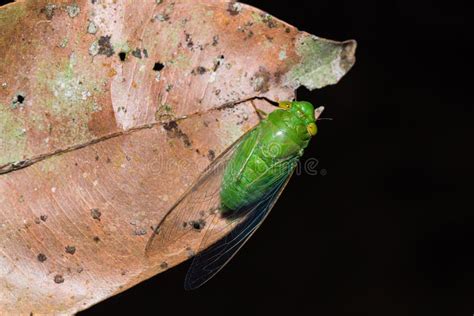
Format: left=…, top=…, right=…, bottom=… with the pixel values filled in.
left=93, top=236, right=101, bottom=242
left=40, top=215, right=48, bottom=222
left=165, top=84, right=173, bottom=92
left=191, top=66, right=207, bottom=75
left=182, top=222, right=188, bottom=228
left=153, top=62, right=165, bottom=71
left=285, top=27, right=291, bottom=33
left=34, top=217, right=41, bottom=224
left=160, top=262, right=168, bottom=269
left=213, top=55, right=225, bottom=72
left=131, top=48, right=142, bottom=59
left=91, top=208, right=101, bottom=221
left=212, top=35, right=219, bottom=46
left=54, top=274, right=64, bottom=284
left=163, top=121, right=192, bottom=148
left=185, top=32, right=194, bottom=49
left=143, top=49, right=149, bottom=58
left=98, top=35, right=115, bottom=57
left=208, top=150, right=216, bottom=161
left=65, top=245, right=76, bottom=255
left=190, top=219, right=206, bottom=231
left=37, top=253, right=47, bottom=262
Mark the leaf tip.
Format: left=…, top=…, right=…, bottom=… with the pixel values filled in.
left=286, top=34, right=357, bottom=90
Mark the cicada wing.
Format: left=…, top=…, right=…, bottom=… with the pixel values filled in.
left=184, top=165, right=297, bottom=290
left=145, top=146, right=234, bottom=257
left=145, top=127, right=258, bottom=257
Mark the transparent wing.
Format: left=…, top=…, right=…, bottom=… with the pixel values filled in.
left=146, top=124, right=297, bottom=290
left=184, top=163, right=296, bottom=290
left=145, top=127, right=260, bottom=257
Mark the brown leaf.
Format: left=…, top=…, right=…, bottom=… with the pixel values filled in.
left=0, top=0, right=356, bottom=313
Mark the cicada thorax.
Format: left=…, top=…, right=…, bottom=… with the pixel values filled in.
left=219, top=109, right=310, bottom=213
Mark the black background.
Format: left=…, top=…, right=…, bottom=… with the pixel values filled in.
left=2, top=0, right=473, bottom=315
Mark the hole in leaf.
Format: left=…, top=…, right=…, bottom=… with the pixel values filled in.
left=11, top=93, right=26, bottom=108
left=153, top=62, right=165, bottom=71
left=118, top=52, right=127, bottom=61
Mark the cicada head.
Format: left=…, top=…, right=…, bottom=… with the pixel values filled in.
left=278, top=101, right=324, bottom=137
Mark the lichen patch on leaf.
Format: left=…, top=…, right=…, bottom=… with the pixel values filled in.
left=286, top=34, right=356, bottom=90
left=0, top=104, right=27, bottom=166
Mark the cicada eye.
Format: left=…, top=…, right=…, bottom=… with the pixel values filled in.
left=307, top=123, right=317, bottom=136
left=278, top=101, right=292, bottom=110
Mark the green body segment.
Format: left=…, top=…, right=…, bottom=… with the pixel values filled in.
left=220, top=101, right=317, bottom=212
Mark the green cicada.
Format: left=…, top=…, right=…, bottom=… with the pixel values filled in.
left=146, top=100, right=324, bottom=289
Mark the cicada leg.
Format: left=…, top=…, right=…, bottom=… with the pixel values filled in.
left=250, top=100, right=268, bottom=122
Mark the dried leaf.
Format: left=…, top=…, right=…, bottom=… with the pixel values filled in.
left=0, top=0, right=356, bottom=313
